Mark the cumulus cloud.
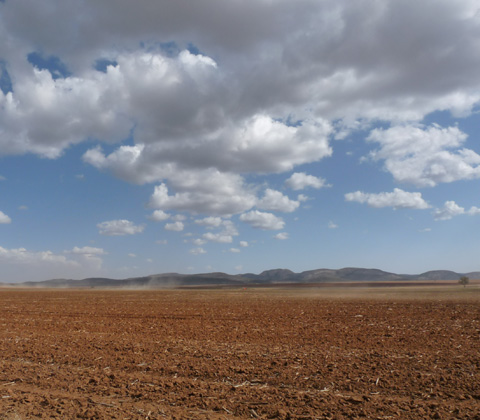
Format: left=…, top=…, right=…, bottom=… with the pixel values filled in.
left=148, top=172, right=257, bottom=217
left=0, top=244, right=111, bottom=282
left=0, top=246, right=76, bottom=266
left=274, top=232, right=289, bottom=240
left=82, top=115, right=332, bottom=183
left=433, top=201, right=465, bottom=221
left=0, top=210, right=11, bottom=224
left=257, top=189, right=299, bottom=213
left=195, top=216, right=223, bottom=227
left=190, top=247, right=206, bottom=255
left=0, top=245, right=91, bottom=282
left=200, top=219, right=238, bottom=243
left=0, top=68, right=131, bottom=159
left=66, top=246, right=107, bottom=270
left=2, top=0, right=480, bottom=254
left=69, top=246, right=107, bottom=256
left=239, top=241, right=248, bottom=247
left=433, top=201, right=480, bottom=221
left=285, top=172, right=329, bottom=190
left=97, top=219, right=145, bottom=236
left=345, top=188, right=430, bottom=210
left=148, top=210, right=170, bottom=222
left=230, top=248, right=241, bottom=253
left=164, top=221, right=184, bottom=232
left=6, top=1, right=479, bottom=219
left=83, top=114, right=331, bottom=217
left=203, top=232, right=233, bottom=243
left=468, top=206, right=480, bottom=215
left=239, top=210, right=285, bottom=230
left=1, top=1, right=480, bottom=166
left=368, top=124, right=480, bottom=187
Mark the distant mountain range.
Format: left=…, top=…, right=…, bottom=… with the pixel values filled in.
left=2, top=267, right=479, bottom=288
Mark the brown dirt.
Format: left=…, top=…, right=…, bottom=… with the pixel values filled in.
left=0, top=287, right=479, bottom=419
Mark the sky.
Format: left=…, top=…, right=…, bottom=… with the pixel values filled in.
left=1, top=0, right=480, bottom=283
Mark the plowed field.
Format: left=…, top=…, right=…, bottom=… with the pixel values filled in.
left=0, top=287, right=479, bottom=419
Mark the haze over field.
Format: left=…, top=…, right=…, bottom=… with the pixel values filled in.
left=1, top=0, right=480, bottom=282
left=4, top=267, right=480, bottom=289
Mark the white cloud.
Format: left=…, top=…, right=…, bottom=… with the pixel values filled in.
left=468, top=206, right=480, bottom=215
left=2, top=0, right=480, bottom=265
left=433, top=201, right=465, bottom=221
left=368, top=124, right=480, bottom=187
left=240, top=210, right=285, bottom=230
left=148, top=210, right=170, bottom=222
left=66, top=246, right=107, bottom=270
left=2, top=0, right=480, bottom=168
left=219, top=220, right=239, bottom=236
left=239, top=241, right=248, bottom=247
left=128, top=253, right=136, bottom=258
left=0, top=211, right=11, bottom=224
left=194, top=216, right=223, bottom=227
left=0, top=245, right=107, bottom=282
left=69, top=246, right=107, bottom=256
left=257, top=189, right=299, bottom=213
left=328, top=221, right=338, bottom=229
left=190, top=247, right=206, bottom=255
left=345, top=188, right=430, bottom=210
left=97, top=219, right=145, bottom=236
left=164, top=221, right=184, bottom=232
left=230, top=248, right=241, bottom=253
left=433, top=201, right=480, bottom=220
left=84, top=114, right=332, bottom=179
left=285, top=172, right=329, bottom=190
left=18, top=205, right=28, bottom=210
left=0, top=245, right=98, bottom=282
left=192, top=238, right=207, bottom=246
left=297, top=194, right=309, bottom=202
left=148, top=171, right=257, bottom=217
left=200, top=219, right=238, bottom=243
left=156, top=239, right=168, bottom=245
left=0, top=68, right=131, bottom=159
left=274, top=232, right=289, bottom=240
left=0, top=246, right=76, bottom=266
left=8, top=44, right=334, bottom=219
left=203, top=232, right=233, bottom=243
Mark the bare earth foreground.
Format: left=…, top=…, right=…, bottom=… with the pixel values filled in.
left=0, top=286, right=479, bottom=419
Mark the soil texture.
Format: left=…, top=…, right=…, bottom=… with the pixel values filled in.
left=0, top=288, right=479, bottom=419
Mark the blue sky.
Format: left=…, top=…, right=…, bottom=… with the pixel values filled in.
left=1, top=0, right=480, bottom=282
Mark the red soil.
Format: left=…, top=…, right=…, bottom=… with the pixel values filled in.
left=0, top=288, right=479, bottom=419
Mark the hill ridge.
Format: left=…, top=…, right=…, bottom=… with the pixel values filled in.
left=2, top=267, right=478, bottom=288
